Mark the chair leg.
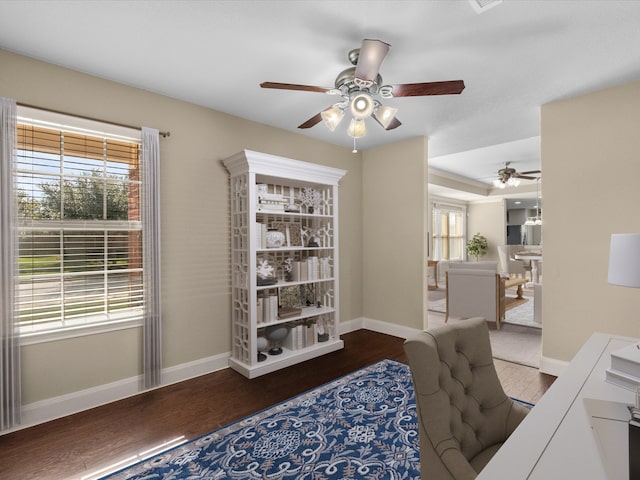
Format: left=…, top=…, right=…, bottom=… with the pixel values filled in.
left=496, top=274, right=503, bottom=330
left=445, top=272, right=449, bottom=323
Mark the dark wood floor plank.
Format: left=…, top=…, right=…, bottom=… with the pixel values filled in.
left=0, top=329, right=554, bottom=480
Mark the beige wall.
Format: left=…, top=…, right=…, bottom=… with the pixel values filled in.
left=11, top=44, right=639, bottom=408
left=362, top=137, right=428, bottom=330
left=542, top=80, right=640, bottom=363
left=1, top=49, right=363, bottom=404
left=467, top=200, right=505, bottom=262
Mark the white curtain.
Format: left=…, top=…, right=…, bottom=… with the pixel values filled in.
left=0, top=97, right=21, bottom=430
left=142, top=127, right=162, bottom=389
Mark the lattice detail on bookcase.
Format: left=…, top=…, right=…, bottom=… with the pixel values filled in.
left=312, top=221, right=333, bottom=248
left=231, top=175, right=251, bottom=363
left=231, top=287, right=250, bottom=363
left=318, top=188, right=334, bottom=217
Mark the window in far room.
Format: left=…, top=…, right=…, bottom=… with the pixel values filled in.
left=15, top=108, right=144, bottom=340
left=432, top=202, right=466, bottom=261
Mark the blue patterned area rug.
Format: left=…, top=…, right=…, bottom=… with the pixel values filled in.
left=103, top=359, right=420, bottom=480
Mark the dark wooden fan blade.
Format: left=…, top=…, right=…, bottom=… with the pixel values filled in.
left=354, top=39, right=390, bottom=83
left=389, top=80, right=465, bottom=97
left=515, top=175, right=538, bottom=180
left=261, top=82, right=332, bottom=94
left=298, top=112, right=323, bottom=129
left=519, top=170, right=541, bottom=175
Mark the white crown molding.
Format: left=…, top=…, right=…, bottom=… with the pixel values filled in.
left=429, top=167, right=490, bottom=193
left=429, top=167, right=539, bottom=204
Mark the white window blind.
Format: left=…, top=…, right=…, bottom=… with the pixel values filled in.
left=15, top=112, right=144, bottom=337
left=432, top=202, right=466, bottom=261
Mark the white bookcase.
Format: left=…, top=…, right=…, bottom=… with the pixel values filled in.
left=223, top=150, right=347, bottom=378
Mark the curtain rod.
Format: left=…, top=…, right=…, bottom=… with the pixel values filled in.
left=17, top=102, right=170, bottom=138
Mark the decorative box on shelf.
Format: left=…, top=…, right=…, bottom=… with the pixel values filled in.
left=605, top=342, right=640, bottom=390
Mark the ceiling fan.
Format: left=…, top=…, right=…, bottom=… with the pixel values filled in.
left=260, top=39, right=465, bottom=144
left=494, top=162, right=541, bottom=188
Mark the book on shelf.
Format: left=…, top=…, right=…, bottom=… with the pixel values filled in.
left=278, top=306, right=302, bottom=319
left=290, top=258, right=329, bottom=282
left=283, top=325, right=298, bottom=351
left=291, top=261, right=301, bottom=282
left=255, top=222, right=267, bottom=249
left=257, top=203, right=285, bottom=213
left=305, top=323, right=316, bottom=347
left=261, top=294, right=278, bottom=323
left=257, top=192, right=287, bottom=213
left=258, top=192, right=285, bottom=202
left=256, top=297, right=264, bottom=324
left=320, top=257, right=331, bottom=278
left=307, top=256, right=319, bottom=280
left=300, top=261, right=308, bottom=281
left=282, top=323, right=317, bottom=351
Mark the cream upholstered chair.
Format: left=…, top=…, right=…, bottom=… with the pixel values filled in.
left=497, top=245, right=527, bottom=279
left=404, top=318, right=529, bottom=480
left=445, top=262, right=505, bottom=329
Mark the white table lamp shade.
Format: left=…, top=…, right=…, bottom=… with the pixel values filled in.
left=608, top=233, right=640, bottom=287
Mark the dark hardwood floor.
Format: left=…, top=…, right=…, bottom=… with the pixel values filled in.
left=0, top=330, right=555, bottom=480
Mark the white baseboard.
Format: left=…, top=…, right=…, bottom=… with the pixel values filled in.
left=355, top=317, right=568, bottom=378
left=339, top=317, right=364, bottom=334
left=6, top=319, right=413, bottom=435
left=5, top=320, right=565, bottom=436
left=340, top=316, right=423, bottom=340
left=6, top=352, right=230, bottom=436
left=360, top=317, right=423, bottom=340
left=540, top=355, right=568, bottom=377
left=161, top=352, right=229, bottom=386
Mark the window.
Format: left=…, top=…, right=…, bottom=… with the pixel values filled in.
left=432, top=203, right=466, bottom=261
left=15, top=111, right=144, bottom=338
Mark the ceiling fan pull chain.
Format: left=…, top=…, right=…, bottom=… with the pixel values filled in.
left=352, top=136, right=358, bottom=154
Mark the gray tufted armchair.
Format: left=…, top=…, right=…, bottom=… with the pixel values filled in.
left=404, top=317, right=529, bottom=479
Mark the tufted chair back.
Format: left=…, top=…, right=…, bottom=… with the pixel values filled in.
left=404, top=318, right=529, bottom=480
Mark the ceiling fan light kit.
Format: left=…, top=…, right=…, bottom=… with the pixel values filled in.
left=320, top=105, right=345, bottom=132
left=349, top=92, right=375, bottom=119
left=260, top=38, right=465, bottom=150
left=347, top=118, right=367, bottom=139
left=493, top=177, right=521, bottom=188
left=523, top=176, right=543, bottom=226
left=374, top=104, right=399, bottom=129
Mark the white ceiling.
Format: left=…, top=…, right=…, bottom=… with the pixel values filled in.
left=1, top=0, right=640, bottom=190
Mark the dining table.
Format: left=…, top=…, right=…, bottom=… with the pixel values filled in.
left=514, top=252, right=542, bottom=283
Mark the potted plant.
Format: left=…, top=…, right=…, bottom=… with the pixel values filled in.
left=466, top=233, right=488, bottom=261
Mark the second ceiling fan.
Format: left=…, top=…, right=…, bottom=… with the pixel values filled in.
left=494, top=162, right=541, bottom=188
left=260, top=39, right=465, bottom=142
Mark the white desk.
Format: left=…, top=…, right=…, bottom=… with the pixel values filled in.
left=477, top=333, right=636, bottom=480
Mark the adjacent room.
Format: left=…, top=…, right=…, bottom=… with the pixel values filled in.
left=1, top=1, right=639, bottom=479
